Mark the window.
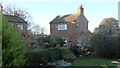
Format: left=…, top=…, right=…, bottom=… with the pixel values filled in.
left=63, top=39, right=67, bottom=46
left=76, top=24, right=80, bottom=30
left=57, top=24, right=67, bottom=30
left=17, top=24, right=23, bottom=30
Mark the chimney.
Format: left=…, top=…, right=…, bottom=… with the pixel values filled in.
left=78, top=4, right=84, bottom=15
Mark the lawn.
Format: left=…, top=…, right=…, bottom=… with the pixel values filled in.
left=67, top=57, right=117, bottom=68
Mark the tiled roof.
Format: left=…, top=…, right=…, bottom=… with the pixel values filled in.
left=50, top=13, right=80, bottom=24
left=4, top=14, right=27, bottom=23
left=64, top=13, right=79, bottom=21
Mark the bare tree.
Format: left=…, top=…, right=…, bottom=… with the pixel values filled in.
left=3, top=4, right=47, bottom=35
left=3, top=4, right=33, bottom=30
left=29, top=24, right=46, bottom=34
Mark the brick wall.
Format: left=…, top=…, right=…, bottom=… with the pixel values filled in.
left=50, top=22, right=77, bottom=45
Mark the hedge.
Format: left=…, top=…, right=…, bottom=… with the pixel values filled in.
left=26, top=47, right=76, bottom=65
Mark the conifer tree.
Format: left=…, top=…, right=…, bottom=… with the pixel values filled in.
left=2, top=15, right=27, bottom=67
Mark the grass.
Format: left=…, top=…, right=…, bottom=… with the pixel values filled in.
left=71, top=57, right=116, bottom=66
left=66, top=57, right=117, bottom=68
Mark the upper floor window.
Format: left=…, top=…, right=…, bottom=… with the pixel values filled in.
left=76, top=24, right=80, bottom=30
left=17, top=24, right=23, bottom=30
left=57, top=24, right=67, bottom=30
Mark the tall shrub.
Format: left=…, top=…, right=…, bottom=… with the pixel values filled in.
left=2, top=16, right=27, bottom=67
left=90, top=34, right=117, bottom=58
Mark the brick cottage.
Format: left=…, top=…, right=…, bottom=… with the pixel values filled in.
left=50, top=5, right=92, bottom=46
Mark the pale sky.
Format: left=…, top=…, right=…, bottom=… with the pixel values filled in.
left=1, top=0, right=120, bottom=34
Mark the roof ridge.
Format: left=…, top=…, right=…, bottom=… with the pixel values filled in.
left=72, top=12, right=80, bottom=21
left=4, top=14, right=26, bottom=23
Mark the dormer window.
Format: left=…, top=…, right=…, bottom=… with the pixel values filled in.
left=57, top=24, right=67, bottom=30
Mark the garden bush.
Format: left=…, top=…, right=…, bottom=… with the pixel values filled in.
left=68, top=46, right=80, bottom=57
left=61, top=48, right=76, bottom=61
left=46, top=48, right=60, bottom=62
left=90, top=34, right=118, bottom=59
left=27, top=47, right=76, bottom=65
left=78, top=46, right=92, bottom=56
left=32, top=36, right=64, bottom=48
left=68, top=46, right=93, bottom=58
left=27, top=48, right=60, bottom=65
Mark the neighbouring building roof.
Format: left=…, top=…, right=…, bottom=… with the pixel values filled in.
left=4, top=14, right=27, bottom=23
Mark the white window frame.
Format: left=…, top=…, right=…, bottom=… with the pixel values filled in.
left=63, top=39, right=67, bottom=46
left=57, top=24, right=67, bottom=30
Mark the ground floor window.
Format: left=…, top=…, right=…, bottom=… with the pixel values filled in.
left=63, top=39, right=67, bottom=46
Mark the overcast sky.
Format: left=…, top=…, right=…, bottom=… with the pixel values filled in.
left=1, top=0, right=120, bottom=34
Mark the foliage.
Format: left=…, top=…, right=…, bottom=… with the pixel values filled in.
left=117, top=33, right=120, bottom=58
left=32, top=36, right=64, bottom=48
left=78, top=46, right=92, bottom=56
left=68, top=46, right=93, bottom=58
left=2, top=16, right=27, bottom=67
left=26, top=47, right=76, bottom=65
left=55, top=44, right=61, bottom=48
left=0, top=11, right=2, bottom=67
left=90, top=34, right=105, bottom=47
left=90, top=34, right=118, bottom=58
left=61, top=48, right=76, bottom=61
left=27, top=48, right=60, bottom=65
left=49, top=36, right=64, bottom=47
left=91, top=18, right=120, bottom=59
left=94, top=18, right=119, bottom=35
left=68, top=46, right=80, bottom=57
